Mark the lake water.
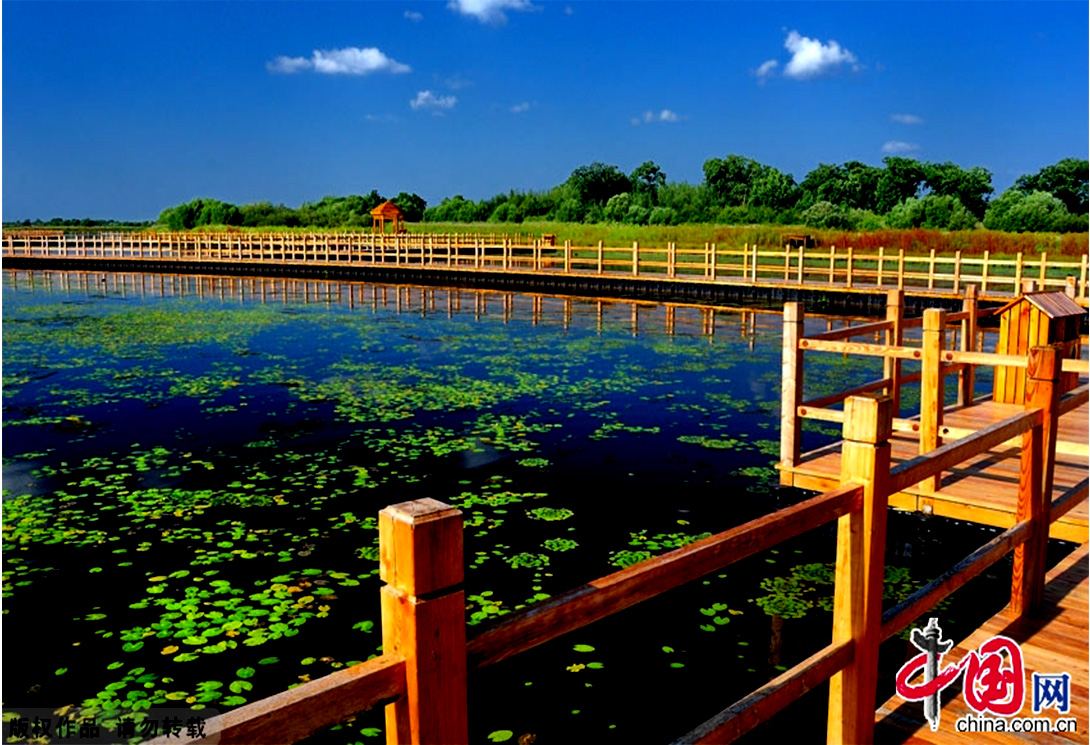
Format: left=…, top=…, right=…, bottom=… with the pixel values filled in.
left=2, top=270, right=1029, bottom=743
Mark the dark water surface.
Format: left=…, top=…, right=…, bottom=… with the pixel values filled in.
left=2, top=271, right=1045, bottom=744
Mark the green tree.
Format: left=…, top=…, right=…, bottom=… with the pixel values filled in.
left=922, top=162, right=993, bottom=219
left=1014, top=158, right=1088, bottom=215
left=983, top=189, right=1080, bottom=232
left=630, top=161, right=666, bottom=205
left=393, top=192, right=427, bottom=222
left=887, top=195, right=977, bottom=230
left=875, top=157, right=926, bottom=214
left=566, top=163, right=631, bottom=208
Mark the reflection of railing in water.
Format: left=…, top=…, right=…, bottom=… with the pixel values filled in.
left=7, top=268, right=918, bottom=347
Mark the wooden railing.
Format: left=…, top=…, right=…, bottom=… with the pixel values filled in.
left=4, top=231, right=1087, bottom=302
left=781, top=288, right=1089, bottom=489
left=146, top=343, right=1082, bottom=745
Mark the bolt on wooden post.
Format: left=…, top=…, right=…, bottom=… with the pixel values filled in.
left=828, top=394, right=892, bottom=745
left=380, top=499, right=468, bottom=744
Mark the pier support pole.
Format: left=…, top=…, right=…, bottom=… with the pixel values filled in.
left=918, top=309, right=946, bottom=493
left=958, top=285, right=978, bottom=407
left=380, top=499, right=468, bottom=745
left=828, top=394, right=892, bottom=745
left=1012, top=345, right=1061, bottom=617
left=779, top=302, right=804, bottom=485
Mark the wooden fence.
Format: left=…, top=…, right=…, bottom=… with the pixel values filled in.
left=147, top=341, right=1085, bottom=744
left=4, top=231, right=1087, bottom=302
left=781, top=289, right=1090, bottom=486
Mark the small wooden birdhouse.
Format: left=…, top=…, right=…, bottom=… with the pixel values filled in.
left=993, top=291, right=1085, bottom=403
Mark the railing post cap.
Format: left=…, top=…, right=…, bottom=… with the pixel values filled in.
left=380, top=499, right=463, bottom=595
left=843, top=394, right=893, bottom=444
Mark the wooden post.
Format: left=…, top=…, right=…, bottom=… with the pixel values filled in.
left=919, top=309, right=946, bottom=493
left=1081, top=254, right=1088, bottom=300
left=876, top=246, right=884, bottom=287
left=981, top=250, right=990, bottom=294
left=742, top=243, right=749, bottom=279
left=632, top=241, right=640, bottom=276
left=1039, top=252, right=1048, bottom=289
left=897, top=248, right=905, bottom=290
left=828, top=394, right=892, bottom=745
left=1011, top=345, right=1060, bottom=617
left=884, top=290, right=904, bottom=416
left=927, top=248, right=936, bottom=289
left=564, top=240, right=572, bottom=273
left=1014, top=252, right=1023, bottom=293
left=958, top=285, right=978, bottom=407
left=380, top=499, right=468, bottom=745
left=952, top=250, right=961, bottom=293
left=846, top=246, right=854, bottom=289
left=710, top=243, right=718, bottom=281
left=779, top=303, right=805, bottom=486
left=668, top=242, right=676, bottom=278
left=828, top=245, right=836, bottom=284
left=783, top=245, right=791, bottom=281
left=597, top=240, right=604, bottom=275
left=796, top=245, right=804, bottom=284
left=751, top=243, right=759, bottom=282
left=1066, top=276, right=1077, bottom=298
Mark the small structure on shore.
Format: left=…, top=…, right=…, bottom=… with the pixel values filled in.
left=993, top=290, right=1085, bottom=402
left=370, top=201, right=405, bottom=234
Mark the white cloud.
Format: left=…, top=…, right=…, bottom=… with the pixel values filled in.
left=882, top=141, right=920, bottom=154
left=404, top=10, right=423, bottom=21
left=267, top=47, right=410, bottom=75
left=782, top=30, right=858, bottom=79
left=411, top=90, right=458, bottom=113
left=631, top=109, right=683, bottom=125
left=447, top=0, right=535, bottom=24
left=755, top=59, right=779, bottom=82
left=510, top=102, right=531, bottom=114
left=891, top=113, right=924, bottom=125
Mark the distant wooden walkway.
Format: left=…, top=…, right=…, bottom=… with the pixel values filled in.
left=876, top=541, right=1089, bottom=744
left=3, top=230, right=1088, bottom=306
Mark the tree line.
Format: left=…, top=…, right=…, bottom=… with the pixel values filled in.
left=6, top=157, right=1086, bottom=234
left=425, top=156, right=1087, bottom=234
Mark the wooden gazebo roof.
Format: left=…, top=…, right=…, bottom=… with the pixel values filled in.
left=370, top=201, right=403, bottom=219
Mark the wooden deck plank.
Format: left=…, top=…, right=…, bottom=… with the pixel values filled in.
left=782, top=399, right=1090, bottom=542
left=875, top=542, right=1090, bottom=744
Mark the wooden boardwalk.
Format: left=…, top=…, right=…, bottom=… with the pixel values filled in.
left=781, top=398, right=1090, bottom=542
left=875, top=541, right=1089, bottom=744
left=3, top=230, right=1088, bottom=306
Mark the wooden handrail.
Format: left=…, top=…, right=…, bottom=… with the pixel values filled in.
left=887, top=408, right=1043, bottom=495
left=466, top=483, right=862, bottom=671
left=798, top=338, right=921, bottom=359
left=1058, top=383, right=1090, bottom=416
left=800, top=377, right=893, bottom=409
left=943, top=349, right=1030, bottom=368
left=880, top=521, right=1031, bottom=642
left=147, top=654, right=407, bottom=745
left=671, top=640, right=854, bottom=744
left=806, top=319, right=893, bottom=342
left=1062, top=358, right=1090, bottom=375
left=1051, top=479, right=1089, bottom=523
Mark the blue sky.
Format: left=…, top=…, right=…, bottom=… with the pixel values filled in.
left=2, top=1, right=1087, bottom=221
